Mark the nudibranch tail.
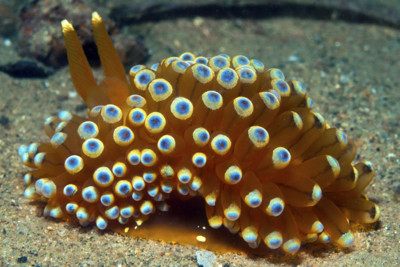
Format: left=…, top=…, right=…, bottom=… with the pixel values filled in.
left=19, top=12, right=380, bottom=254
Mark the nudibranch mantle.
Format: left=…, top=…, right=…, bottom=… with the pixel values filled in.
left=18, top=12, right=380, bottom=254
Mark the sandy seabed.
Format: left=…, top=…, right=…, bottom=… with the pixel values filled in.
left=0, top=15, right=399, bottom=266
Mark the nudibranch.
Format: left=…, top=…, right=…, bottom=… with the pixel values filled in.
left=18, top=12, right=380, bottom=254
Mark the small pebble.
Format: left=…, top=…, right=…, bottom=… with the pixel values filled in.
left=68, top=91, right=78, bottom=98
left=288, top=55, right=299, bottom=62
left=196, top=250, right=216, bottom=267
left=3, top=38, right=11, bottom=46
left=196, top=235, right=206, bottom=242
left=387, top=153, right=396, bottom=159
left=17, top=256, right=27, bottom=263
left=340, top=75, right=351, bottom=84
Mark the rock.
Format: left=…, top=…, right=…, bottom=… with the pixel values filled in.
left=196, top=250, right=217, bottom=267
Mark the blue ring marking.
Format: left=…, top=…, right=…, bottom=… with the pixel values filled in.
left=65, top=203, right=78, bottom=214
left=175, top=60, right=190, bottom=70
left=58, top=110, right=72, bottom=121
left=278, top=149, right=290, bottom=162
left=147, top=114, right=163, bottom=128
left=190, top=178, right=201, bottom=191
left=307, top=97, right=313, bottom=108
left=181, top=53, right=195, bottom=61
left=94, top=168, right=113, bottom=186
left=202, top=91, right=223, bottom=110
left=143, top=172, right=156, bottom=183
left=239, top=68, right=254, bottom=79
left=35, top=178, right=46, bottom=192
left=141, top=153, right=155, bottom=165
left=178, top=169, right=191, bottom=183
left=42, top=181, right=56, bottom=198
left=178, top=184, right=189, bottom=195
left=147, top=185, right=159, bottom=197
left=120, top=206, right=134, bottom=218
left=211, top=56, right=228, bottom=68
left=65, top=155, right=83, bottom=173
left=213, top=137, right=229, bottom=152
left=276, top=80, right=289, bottom=93
left=267, top=232, right=283, bottom=249
left=127, top=95, right=146, bottom=107
left=48, top=207, right=62, bottom=218
left=115, top=127, right=134, bottom=143
left=116, top=181, right=132, bottom=196
left=78, top=121, right=98, bottom=139
left=251, top=127, right=268, bottom=142
left=246, top=190, right=262, bottom=207
left=140, top=201, right=153, bottom=215
left=105, top=206, right=119, bottom=219
left=91, top=105, right=103, bottom=113
left=82, top=186, right=98, bottom=202
left=284, top=239, right=300, bottom=253
left=225, top=209, right=240, bottom=221
left=272, top=148, right=291, bottom=169
left=236, top=55, right=249, bottom=65
left=196, top=64, right=211, bottom=78
left=194, top=157, right=205, bottom=166
left=192, top=153, right=206, bottom=167
left=104, top=105, right=120, bottom=119
left=339, top=129, right=348, bottom=144
left=63, top=184, right=77, bottom=197
left=23, top=173, right=32, bottom=184
left=136, top=71, right=152, bottom=85
left=158, top=136, right=174, bottom=151
left=132, top=191, right=143, bottom=201
left=242, top=228, right=257, bottom=243
left=18, top=144, right=29, bottom=156
left=33, top=153, right=45, bottom=167
left=270, top=201, right=284, bottom=216
left=294, top=81, right=306, bottom=93
left=251, top=59, right=264, bottom=69
left=167, top=57, right=179, bottom=64
left=83, top=138, right=103, bottom=155
left=127, top=151, right=140, bottom=165
left=130, top=65, right=143, bottom=73
left=171, top=98, right=192, bottom=118
left=55, top=122, right=67, bottom=132
left=112, top=164, right=126, bottom=177
left=132, top=176, right=145, bottom=191
left=150, top=63, right=159, bottom=71
left=100, top=194, right=114, bottom=206
left=21, top=153, right=30, bottom=164
left=264, top=92, right=278, bottom=103
left=76, top=208, right=88, bottom=221
left=271, top=69, right=285, bottom=79
left=193, top=128, right=210, bottom=145
left=96, top=216, right=107, bottom=230
left=226, top=167, right=242, bottom=183
left=50, top=132, right=66, bottom=146
left=206, top=91, right=222, bottom=103
left=220, top=68, right=236, bottom=83
left=161, top=181, right=173, bottom=193
left=195, top=57, right=208, bottom=65
left=129, top=109, right=146, bottom=125
left=237, top=97, right=251, bottom=109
